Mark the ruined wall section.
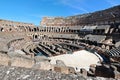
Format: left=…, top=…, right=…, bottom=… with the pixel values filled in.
left=40, top=5, right=120, bottom=27
left=0, top=53, right=10, bottom=66
left=0, top=32, right=31, bottom=52
left=0, top=52, right=34, bottom=68
left=0, top=19, right=35, bottom=32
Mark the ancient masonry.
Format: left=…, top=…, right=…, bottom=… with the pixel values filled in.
left=0, top=5, right=120, bottom=79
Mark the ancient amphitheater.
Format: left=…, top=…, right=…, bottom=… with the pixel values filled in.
left=0, top=5, right=120, bottom=79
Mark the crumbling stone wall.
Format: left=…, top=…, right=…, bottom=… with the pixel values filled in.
left=33, top=61, right=53, bottom=71
left=53, top=66, right=69, bottom=74
left=0, top=53, right=10, bottom=66
left=10, top=55, right=34, bottom=68
left=0, top=52, right=34, bottom=68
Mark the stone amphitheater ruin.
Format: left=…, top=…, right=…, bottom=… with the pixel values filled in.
left=0, top=5, right=120, bottom=79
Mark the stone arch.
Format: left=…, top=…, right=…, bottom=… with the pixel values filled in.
left=27, top=26, right=31, bottom=31
left=112, top=40, right=116, bottom=44
left=28, top=27, right=32, bottom=32
left=24, top=26, right=28, bottom=32
left=58, top=28, right=60, bottom=32
left=36, top=27, right=39, bottom=31
left=0, top=27, right=4, bottom=32
left=106, top=46, right=110, bottom=50
left=31, top=28, right=34, bottom=32
left=34, top=35, right=38, bottom=39
left=35, top=35, right=38, bottom=39
left=34, top=28, right=37, bottom=32
left=21, top=26, right=26, bottom=31
left=9, top=28, right=12, bottom=31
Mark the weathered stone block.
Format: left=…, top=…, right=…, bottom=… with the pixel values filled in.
left=0, top=53, right=10, bottom=66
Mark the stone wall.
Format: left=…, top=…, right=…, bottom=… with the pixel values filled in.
left=0, top=53, right=10, bottom=66
left=0, top=19, right=34, bottom=32
left=40, top=5, right=120, bottom=27
left=10, top=54, right=34, bottom=68
left=0, top=52, right=34, bottom=68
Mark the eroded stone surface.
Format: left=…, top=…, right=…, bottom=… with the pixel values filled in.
left=0, top=65, right=116, bottom=80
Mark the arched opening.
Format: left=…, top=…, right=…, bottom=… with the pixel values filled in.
left=37, top=27, right=39, bottom=31
left=35, top=35, right=38, bottom=39
left=29, top=28, right=32, bottom=32
left=112, top=40, right=116, bottom=44
left=34, top=28, right=37, bottom=32
left=58, top=28, right=60, bottom=32
left=0, top=28, right=4, bottom=32
left=9, top=28, right=12, bottom=31
left=29, top=49, right=33, bottom=53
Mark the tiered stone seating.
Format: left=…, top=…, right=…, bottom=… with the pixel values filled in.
left=84, top=34, right=106, bottom=43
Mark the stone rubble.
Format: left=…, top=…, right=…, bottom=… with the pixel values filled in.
left=0, top=65, right=116, bottom=80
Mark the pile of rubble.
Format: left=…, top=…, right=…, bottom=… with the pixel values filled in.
left=0, top=65, right=116, bottom=80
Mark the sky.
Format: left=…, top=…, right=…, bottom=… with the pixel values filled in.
left=0, top=0, right=120, bottom=25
